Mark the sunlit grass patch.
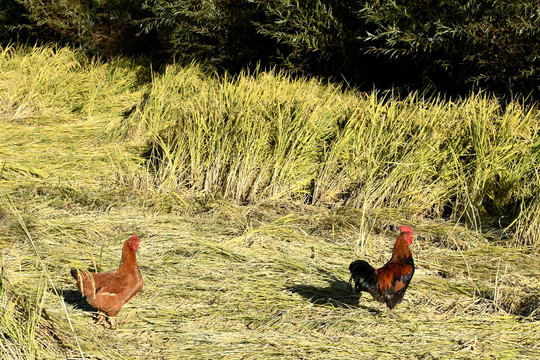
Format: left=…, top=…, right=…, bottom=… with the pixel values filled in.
left=121, top=64, right=539, bottom=248
left=3, top=194, right=539, bottom=359
left=0, top=45, right=140, bottom=121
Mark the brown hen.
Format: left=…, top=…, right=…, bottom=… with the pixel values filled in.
left=71, top=234, right=143, bottom=329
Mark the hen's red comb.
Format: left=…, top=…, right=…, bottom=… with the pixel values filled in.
left=131, top=234, right=140, bottom=241
left=400, top=225, right=413, bottom=234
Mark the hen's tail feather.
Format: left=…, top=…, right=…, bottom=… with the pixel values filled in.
left=70, top=268, right=78, bottom=280
left=349, top=260, right=377, bottom=294
left=70, top=268, right=94, bottom=298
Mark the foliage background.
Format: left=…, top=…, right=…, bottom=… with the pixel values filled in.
left=3, top=0, right=539, bottom=99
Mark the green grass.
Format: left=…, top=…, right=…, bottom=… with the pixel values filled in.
left=0, top=46, right=539, bottom=359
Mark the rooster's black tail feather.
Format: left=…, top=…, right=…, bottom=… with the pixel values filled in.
left=349, top=260, right=377, bottom=294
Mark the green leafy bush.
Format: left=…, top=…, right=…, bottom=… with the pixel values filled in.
left=7, top=0, right=539, bottom=97
left=10, top=0, right=155, bottom=57
left=143, top=0, right=539, bottom=98
left=142, top=0, right=276, bottom=71
left=361, top=0, right=540, bottom=97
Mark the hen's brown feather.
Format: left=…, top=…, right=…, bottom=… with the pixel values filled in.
left=71, top=235, right=143, bottom=323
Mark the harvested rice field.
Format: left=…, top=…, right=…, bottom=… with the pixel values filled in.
left=0, top=46, right=539, bottom=359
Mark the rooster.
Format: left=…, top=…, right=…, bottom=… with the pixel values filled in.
left=349, top=226, right=414, bottom=313
left=71, top=234, right=143, bottom=329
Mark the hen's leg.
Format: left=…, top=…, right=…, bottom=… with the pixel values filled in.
left=94, top=311, right=104, bottom=324
left=106, top=315, right=116, bottom=330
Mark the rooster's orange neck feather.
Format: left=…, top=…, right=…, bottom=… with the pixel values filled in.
left=391, top=235, right=412, bottom=261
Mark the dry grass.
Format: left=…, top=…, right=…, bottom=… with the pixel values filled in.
left=1, top=193, right=539, bottom=359
left=120, top=65, right=540, bottom=248
left=0, top=46, right=539, bottom=359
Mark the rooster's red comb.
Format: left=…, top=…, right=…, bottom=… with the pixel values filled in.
left=400, top=225, right=413, bottom=234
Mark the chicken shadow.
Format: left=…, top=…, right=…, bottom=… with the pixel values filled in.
left=62, top=289, right=96, bottom=313
left=287, top=277, right=381, bottom=314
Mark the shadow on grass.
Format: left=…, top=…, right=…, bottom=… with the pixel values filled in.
left=62, top=289, right=96, bottom=313
left=287, top=277, right=381, bottom=314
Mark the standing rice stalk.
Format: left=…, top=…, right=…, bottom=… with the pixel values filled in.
left=123, top=65, right=539, bottom=248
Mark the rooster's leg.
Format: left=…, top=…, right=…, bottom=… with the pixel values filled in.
left=386, top=308, right=402, bottom=320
